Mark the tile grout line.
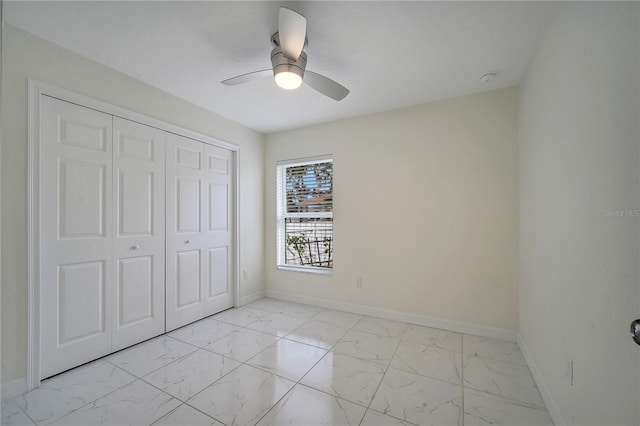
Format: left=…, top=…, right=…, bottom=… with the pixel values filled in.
left=248, top=318, right=547, bottom=418
left=263, top=307, right=422, bottom=426
left=11, top=400, right=36, bottom=426
left=300, top=311, right=400, bottom=425
left=31, top=363, right=152, bottom=426
left=359, top=321, right=410, bottom=425
left=462, top=352, right=548, bottom=410
left=170, top=342, right=278, bottom=426
left=12, top=302, right=328, bottom=426
left=292, top=308, right=364, bottom=386
left=261, top=306, right=420, bottom=423
left=181, top=403, right=229, bottom=426
left=233, top=303, right=536, bottom=421
left=133, top=350, right=248, bottom=406
left=188, top=341, right=275, bottom=423
left=15, top=359, right=150, bottom=426
left=107, top=336, right=200, bottom=380
left=8, top=396, right=38, bottom=426
left=251, top=306, right=364, bottom=425
left=22, top=300, right=536, bottom=426
left=171, top=302, right=327, bottom=426
left=386, top=339, right=468, bottom=388
left=148, top=403, right=217, bottom=426
left=111, top=317, right=286, bottom=426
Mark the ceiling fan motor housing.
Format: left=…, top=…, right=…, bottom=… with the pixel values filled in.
left=270, top=45, right=307, bottom=81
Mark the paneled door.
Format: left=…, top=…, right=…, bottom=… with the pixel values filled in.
left=112, top=117, right=165, bottom=350
left=40, top=96, right=114, bottom=378
left=39, top=97, right=168, bottom=378
left=203, top=144, right=234, bottom=316
left=165, top=133, right=234, bottom=331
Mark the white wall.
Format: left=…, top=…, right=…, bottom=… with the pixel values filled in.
left=265, top=87, right=519, bottom=333
left=519, top=3, right=639, bottom=425
left=0, top=25, right=265, bottom=385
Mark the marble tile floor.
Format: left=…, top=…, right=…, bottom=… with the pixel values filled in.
left=1, top=298, right=553, bottom=426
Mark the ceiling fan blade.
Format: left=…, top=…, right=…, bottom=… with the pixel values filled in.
left=279, top=7, right=307, bottom=60
left=304, top=71, right=350, bottom=101
left=221, top=70, right=272, bottom=86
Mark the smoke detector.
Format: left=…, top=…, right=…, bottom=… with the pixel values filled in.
left=480, top=73, right=497, bottom=83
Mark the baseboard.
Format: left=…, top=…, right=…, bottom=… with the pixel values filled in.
left=518, top=333, right=566, bottom=426
left=240, top=290, right=265, bottom=306
left=264, top=290, right=517, bottom=342
left=1, top=377, right=27, bottom=401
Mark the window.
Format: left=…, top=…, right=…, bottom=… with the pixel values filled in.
left=277, top=156, right=333, bottom=273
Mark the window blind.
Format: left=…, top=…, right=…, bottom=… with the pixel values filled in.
left=285, top=161, right=333, bottom=213
left=277, top=157, right=333, bottom=271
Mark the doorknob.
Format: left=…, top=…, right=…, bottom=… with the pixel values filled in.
left=631, top=319, right=640, bottom=346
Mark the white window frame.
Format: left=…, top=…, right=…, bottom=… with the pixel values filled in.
left=277, top=155, right=333, bottom=275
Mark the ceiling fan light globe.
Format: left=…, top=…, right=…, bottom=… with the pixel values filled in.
left=275, top=71, right=303, bottom=90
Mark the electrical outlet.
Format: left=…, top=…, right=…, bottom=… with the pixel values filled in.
left=243, top=270, right=249, bottom=280
left=356, top=277, right=363, bottom=288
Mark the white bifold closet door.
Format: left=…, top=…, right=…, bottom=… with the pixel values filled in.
left=112, top=117, right=165, bottom=351
left=40, top=96, right=165, bottom=378
left=165, top=133, right=234, bottom=332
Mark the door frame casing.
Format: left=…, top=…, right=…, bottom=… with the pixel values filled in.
left=27, top=79, right=241, bottom=389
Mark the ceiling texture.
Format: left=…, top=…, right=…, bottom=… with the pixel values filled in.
left=4, top=1, right=557, bottom=134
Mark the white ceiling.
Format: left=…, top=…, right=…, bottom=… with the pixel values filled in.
left=4, top=1, right=557, bottom=134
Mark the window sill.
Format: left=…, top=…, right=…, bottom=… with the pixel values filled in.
left=277, top=265, right=333, bottom=276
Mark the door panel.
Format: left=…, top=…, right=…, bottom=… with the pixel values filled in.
left=40, top=96, right=113, bottom=378
left=203, top=144, right=234, bottom=315
left=208, top=154, right=229, bottom=174
left=118, top=133, right=155, bottom=161
left=176, top=145, right=201, bottom=169
left=118, top=169, right=153, bottom=236
left=176, top=250, right=201, bottom=307
left=59, top=160, right=107, bottom=238
left=177, top=179, right=201, bottom=233
left=117, top=256, right=153, bottom=326
left=112, top=117, right=165, bottom=350
left=57, top=260, right=106, bottom=344
left=166, top=134, right=206, bottom=330
left=166, top=134, right=234, bottom=331
left=209, top=183, right=228, bottom=231
left=208, top=247, right=228, bottom=298
left=59, top=117, right=108, bottom=152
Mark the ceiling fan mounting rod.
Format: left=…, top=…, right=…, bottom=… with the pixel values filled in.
left=271, top=31, right=308, bottom=50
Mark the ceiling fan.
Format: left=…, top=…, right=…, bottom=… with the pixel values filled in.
left=221, top=7, right=350, bottom=101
